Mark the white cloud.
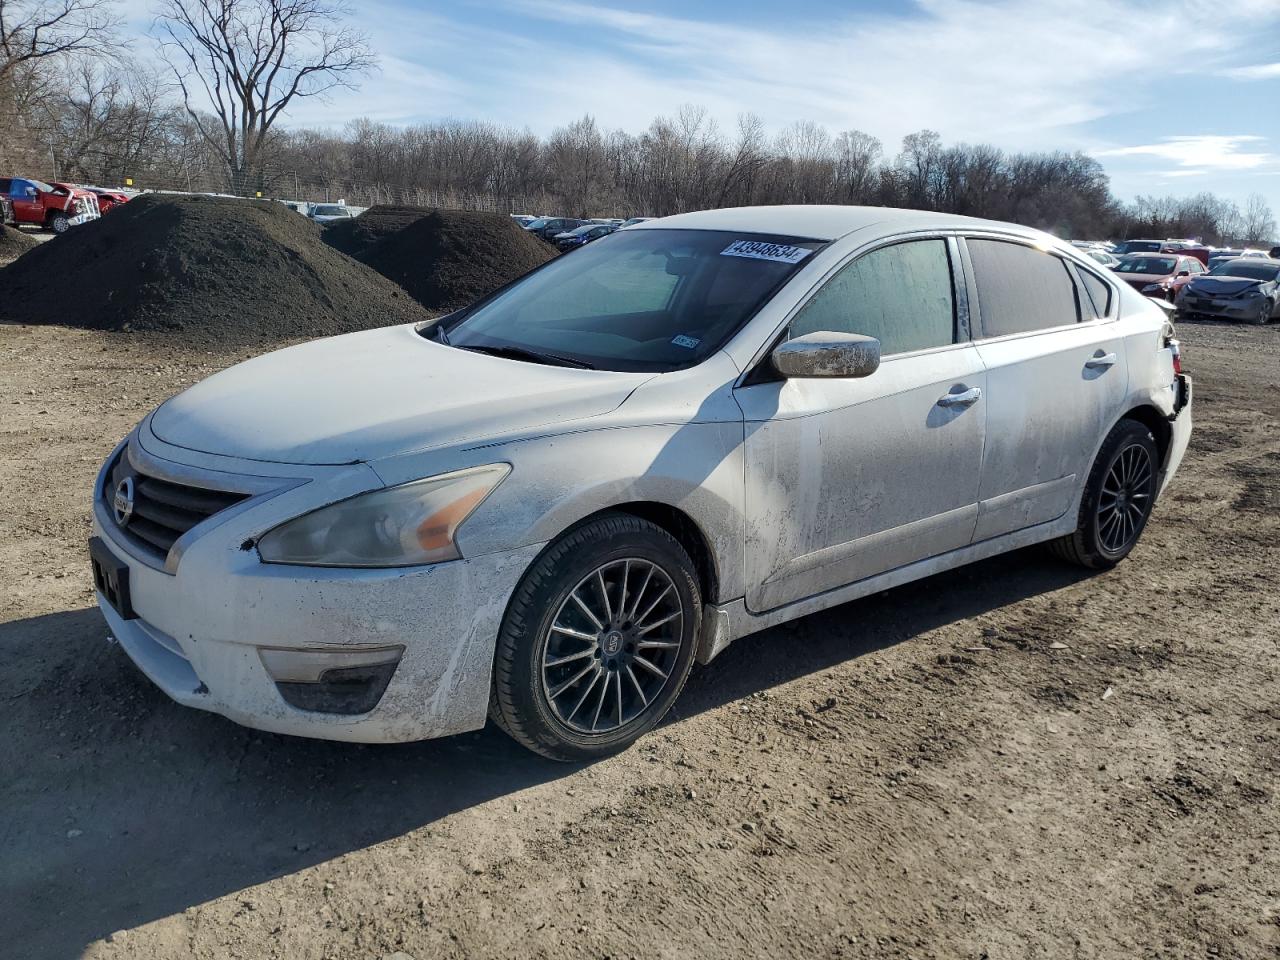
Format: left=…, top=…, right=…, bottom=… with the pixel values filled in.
left=1223, top=61, right=1280, bottom=81
left=1094, top=136, right=1275, bottom=171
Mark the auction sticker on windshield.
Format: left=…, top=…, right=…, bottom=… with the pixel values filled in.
left=721, top=240, right=812, bottom=264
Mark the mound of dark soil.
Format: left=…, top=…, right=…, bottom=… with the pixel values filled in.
left=0, top=223, right=38, bottom=262
left=325, top=206, right=555, bottom=311
left=0, top=194, right=431, bottom=345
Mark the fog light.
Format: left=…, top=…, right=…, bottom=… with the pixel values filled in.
left=260, top=646, right=403, bottom=715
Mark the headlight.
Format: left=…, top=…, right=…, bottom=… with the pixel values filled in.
left=257, top=464, right=510, bottom=567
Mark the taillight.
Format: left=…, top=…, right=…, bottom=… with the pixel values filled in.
left=1162, top=321, right=1183, bottom=375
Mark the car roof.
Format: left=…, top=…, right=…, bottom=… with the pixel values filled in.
left=628, top=204, right=1041, bottom=242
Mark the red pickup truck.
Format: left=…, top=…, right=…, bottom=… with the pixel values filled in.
left=0, top=177, right=100, bottom=233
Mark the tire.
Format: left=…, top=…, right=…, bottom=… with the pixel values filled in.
left=1048, top=419, right=1160, bottom=570
left=490, top=513, right=701, bottom=761
left=1249, top=300, right=1271, bottom=326
left=48, top=213, right=70, bottom=234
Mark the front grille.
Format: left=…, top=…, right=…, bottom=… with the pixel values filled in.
left=109, top=457, right=249, bottom=559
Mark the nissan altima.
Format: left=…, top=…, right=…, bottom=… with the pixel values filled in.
left=90, top=206, right=1192, bottom=760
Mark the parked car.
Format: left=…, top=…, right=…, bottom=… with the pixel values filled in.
left=1113, top=239, right=1164, bottom=256
left=1174, top=257, right=1280, bottom=325
left=1112, top=253, right=1205, bottom=299
left=0, top=177, right=100, bottom=233
left=1171, top=246, right=1212, bottom=267
left=90, top=206, right=1191, bottom=761
left=85, top=187, right=132, bottom=214
left=1085, top=249, right=1121, bottom=269
left=555, top=222, right=616, bottom=251
left=524, top=216, right=585, bottom=241
left=309, top=203, right=354, bottom=224
left=1207, top=248, right=1269, bottom=270
left=511, top=215, right=537, bottom=227
left=620, top=217, right=653, bottom=229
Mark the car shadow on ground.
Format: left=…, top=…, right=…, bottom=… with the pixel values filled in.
left=0, top=546, right=1091, bottom=957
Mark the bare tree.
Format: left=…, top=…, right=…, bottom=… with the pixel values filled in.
left=0, top=0, right=118, bottom=81
left=154, top=0, right=374, bottom=192
left=1240, top=192, right=1277, bottom=245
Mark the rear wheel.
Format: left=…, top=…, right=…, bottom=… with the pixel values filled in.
left=490, top=513, right=701, bottom=761
left=1049, top=419, right=1159, bottom=570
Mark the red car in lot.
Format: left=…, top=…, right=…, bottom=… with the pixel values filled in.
left=0, top=177, right=100, bottom=233
left=1111, top=253, right=1206, bottom=300
left=86, top=187, right=132, bottom=214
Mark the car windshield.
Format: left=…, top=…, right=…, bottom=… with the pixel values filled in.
left=1207, top=260, right=1280, bottom=281
left=27, top=179, right=54, bottom=192
left=1115, top=256, right=1176, bottom=274
left=436, top=228, right=824, bottom=372
left=525, top=218, right=550, bottom=229
left=313, top=205, right=347, bottom=216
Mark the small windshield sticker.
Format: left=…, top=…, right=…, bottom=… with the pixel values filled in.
left=721, top=240, right=812, bottom=264
left=671, top=334, right=701, bottom=349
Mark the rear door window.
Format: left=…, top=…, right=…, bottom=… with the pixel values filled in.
left=788, top=239, right=956, bottom=356
left=967, top=239, right=1081, bottom=337
left=1076, top=267, right=1113, bottom=318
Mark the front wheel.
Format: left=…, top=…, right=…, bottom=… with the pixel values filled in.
left=1049, top=419, right=1159, bottom=570
left=490, top=513, right=701, bottom=761
left=48, top=213, right=70, bottom=234
left=1250, top=300, right=1271, bottom=325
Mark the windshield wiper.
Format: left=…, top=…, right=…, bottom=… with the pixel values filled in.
left=455, top=343, right=595, bottom=369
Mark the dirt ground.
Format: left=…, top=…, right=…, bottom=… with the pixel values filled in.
left=1, top=318, right=1276, bottom=960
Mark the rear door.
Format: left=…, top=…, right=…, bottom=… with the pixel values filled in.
left=735, top=236, right=987, bottom=612
left=962, top=237, right=1127, bottom=541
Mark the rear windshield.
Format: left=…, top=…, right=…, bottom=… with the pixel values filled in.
left=312, top=205, right=348, bottom=216
left=1207, top=260, right=1280, bottom=281
left=437, top=228, right=825, bottom=372
left=1115, top=256, right=1176, bottom=274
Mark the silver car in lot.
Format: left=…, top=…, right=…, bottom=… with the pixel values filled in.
left=90, top=206, right=1192, bottom=760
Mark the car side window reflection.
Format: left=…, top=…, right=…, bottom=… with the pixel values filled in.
left=787, top=239, right=956, bottom=356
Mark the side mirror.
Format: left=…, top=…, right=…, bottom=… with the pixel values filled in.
left=771, top=332, right=881, bottom=379
left=25, top=187, right=37, bottom=197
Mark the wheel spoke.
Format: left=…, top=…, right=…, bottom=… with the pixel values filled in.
left=628, top=565, right=655, bottom=621
left=637, top=610, right=682, bottom=634
left=618, top=560, right=630, bottom=624
left=638, top=639, right=680, bottom=651
left=545, top=647, right=596, bottom=669
left=571, top=589, right=605, bottom=631
left=596, top=569, right=614, bottom=624
left=634, top=583, right=673, bottom=627
left=565, top=668, right=603, bottom=722
left=549, top=661, right=598, bottom=700
left=551, top=624, right=598, bottom=644
left=625, top=664, right=649, bottom=707
left=632, top=655, right=668, bottom=681
left=590, top=670, right=611, bottom=730
left=614, top=669, right=624, bottom=725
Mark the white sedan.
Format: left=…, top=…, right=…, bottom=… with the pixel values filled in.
left=90, top=206, right=1192, bottom=760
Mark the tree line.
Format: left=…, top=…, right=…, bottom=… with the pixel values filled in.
left=1, top=0, right=1275, bottom=246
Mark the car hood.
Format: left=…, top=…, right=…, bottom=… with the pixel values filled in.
left=1184, top=276, right=1269, bottom=296
left=150, top=325, right=652, bottom=465
left=1119, top=272, right=1170, bottom=286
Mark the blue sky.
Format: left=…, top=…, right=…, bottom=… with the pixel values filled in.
left=126, top=0, right=1280, bottom=215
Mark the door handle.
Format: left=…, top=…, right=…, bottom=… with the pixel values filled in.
left=937, top=386, right=982, bottom=408
left=1086, top=352, right=1118, bottom=369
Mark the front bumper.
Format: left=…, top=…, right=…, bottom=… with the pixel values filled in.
left=1175, top=295, right=1267, bottom=321
left=91, top=436, right=543, bottom=743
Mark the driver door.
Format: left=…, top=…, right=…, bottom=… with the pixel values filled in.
left=734, top=237, right=986, bottom=613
